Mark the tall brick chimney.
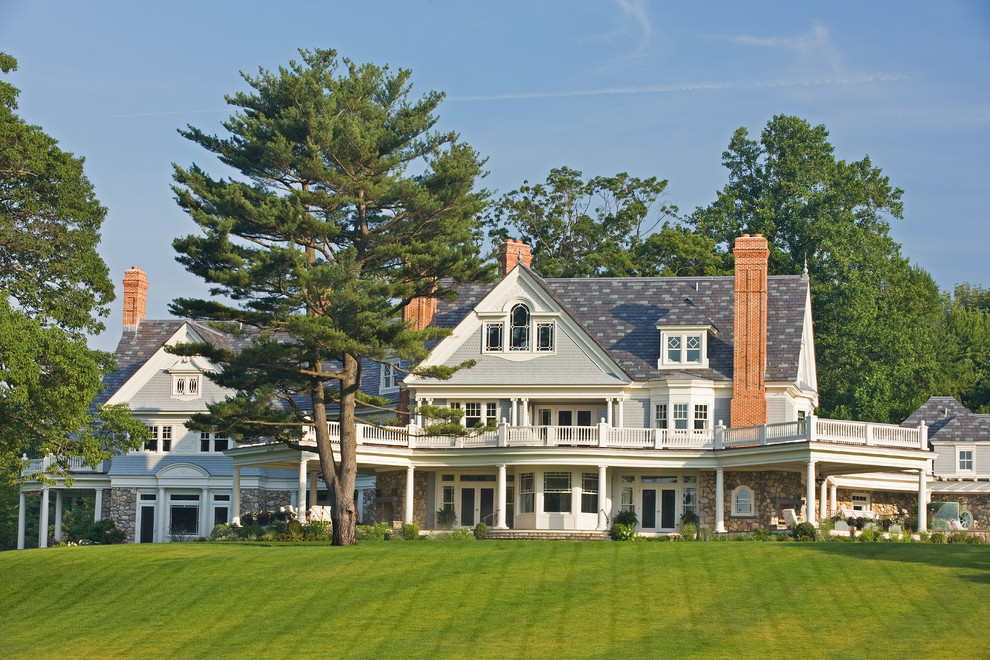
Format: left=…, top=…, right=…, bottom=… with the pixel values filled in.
left=122, top=266, right=148, bottom=327
left=497, top=239, right=533, bottom=277
left=730, top=234, right=769, bottom=427
left=403, top=295, right=437, bottom=331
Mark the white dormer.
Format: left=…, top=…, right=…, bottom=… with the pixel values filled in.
left=168, top=356, right=212, bottom=400
left=655, top=298, right=717, bottom=370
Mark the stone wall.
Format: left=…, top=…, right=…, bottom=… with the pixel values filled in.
left=932, top=493, right=990, bottom=530
left=240, top=488, right=292, bottom=515
left=834, top=489, right=915, bottom=519
left=375, top=470, right=430, bottom=527
left=107, top=487, right=137, bottom=542
left=699, top=470, right=805, bottom=532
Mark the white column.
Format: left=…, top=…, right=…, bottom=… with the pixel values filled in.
left=714, top=468, right=725, bottom=533
left=17, top=491, right=26, bottom=550
left=200, top=487, right=209, bottom=536
left=511, top=399, right=518, bottom=426
left=918, top=469, right=928, bottom=531
left=829, top=481, right=837, bottom=518
left=806, top=461, right=816, bottom=525
left=617, top=398, right=625, bottom=427
left=38, top=487, right=49, bottom=548
left=404, top=465, right=415, bottom=524
left=597, top=465, right=607, bottom=530
left=232, top=467, right=241, bottom=525
left=606, top=398, right=614, bottom=426
left=297, top=458, right=308, bottom=523
left=819, top=478, right=828, bottom=521
left=157, top=486, right=166, bottom=542
left=496, top=464, right=507, bottom=529
left=521, top=398, right=529, bottom=426
left=94, top=488, right=104, bottom=522
left=54, top=490, right=64, bottom=542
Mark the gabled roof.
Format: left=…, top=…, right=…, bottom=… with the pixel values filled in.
left=902, top=396, right=990, bottom=443
left=435, top=272, right=809, bottom=383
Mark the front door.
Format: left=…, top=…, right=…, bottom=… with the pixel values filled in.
left=661, top=489, right=677, bottom=529
left=140, top=505, right=155, bottom=543
left=480, top=488, right=495, bottom=527
left=461, top=489, right=475, bottom=527
left=642, top=490, right=657, bottom=529
left=641, top=488, right=678, bottom=530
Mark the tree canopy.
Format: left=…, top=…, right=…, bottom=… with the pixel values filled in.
left=170, top=48, right=491, bottom=545
left=0, top=53, right=146, bottom=484
left=689, top=115, right=944, bottom=422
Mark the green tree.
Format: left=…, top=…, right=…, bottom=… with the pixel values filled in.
left=170, top=49, right=490, bottom=545
left=0, top=53, right=146, bottom=477
left=935, top=290, right=990, bottom=413
left=486, top=167, right=682, bottom=277
left=690, top=115, right=943, bottom=422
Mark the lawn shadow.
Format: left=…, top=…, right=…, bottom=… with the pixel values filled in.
left=797, top=540, right=990, bottom=584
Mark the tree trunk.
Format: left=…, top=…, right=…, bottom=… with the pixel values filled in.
left=328, top=353, right=359, bottom=545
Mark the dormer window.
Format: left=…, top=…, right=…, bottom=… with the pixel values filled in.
left=658, top=330, right=709, bottom=369
left=172, top=375, right=201, bottom=397
left=483, top=301, right=555, bottom=355
left=380, top=362, right=399, bottom=394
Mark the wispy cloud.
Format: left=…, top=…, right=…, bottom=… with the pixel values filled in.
left=584, top=0, right=655, bottom=62
left=449, top=72, right=910, bottom=103
left=734, top=23, right=843, bottom=73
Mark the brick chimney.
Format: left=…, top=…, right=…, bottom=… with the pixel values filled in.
left=122, top=266, right=148, bottom=327
left=730, top=234, right=769, bottom=427
left=403, top=295, right=437, bottom=331
left=497, top=239, right=533, bottom=277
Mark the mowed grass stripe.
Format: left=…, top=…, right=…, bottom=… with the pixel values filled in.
left=1, top=541, right=988, bottom=659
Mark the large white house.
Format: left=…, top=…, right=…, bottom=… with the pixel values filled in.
left=19, top=235, right=983, bottom=547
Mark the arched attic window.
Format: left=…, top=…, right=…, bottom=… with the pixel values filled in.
left=510, top=303, right=530, bottom=350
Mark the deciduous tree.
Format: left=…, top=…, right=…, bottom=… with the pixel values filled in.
left=170, top=49, right=490, bottom=545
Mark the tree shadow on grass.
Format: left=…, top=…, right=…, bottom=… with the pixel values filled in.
left=798, top=541, right=990, bottom=584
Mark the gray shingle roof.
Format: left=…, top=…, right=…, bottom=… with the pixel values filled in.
left=902, top=396, right=990, bottom=443
left=436, top=273, right=809, bottom=383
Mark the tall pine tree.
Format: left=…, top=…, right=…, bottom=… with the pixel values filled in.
left=170, top=49, right=490, bottom=545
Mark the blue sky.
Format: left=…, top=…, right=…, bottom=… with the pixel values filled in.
left=2, top=1, right=988, bottom=351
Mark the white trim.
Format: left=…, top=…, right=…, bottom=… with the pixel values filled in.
left=731, top=485, right=754, bottom=516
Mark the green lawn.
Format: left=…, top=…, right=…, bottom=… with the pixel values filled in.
left=1, top=541, right=988, bottom=659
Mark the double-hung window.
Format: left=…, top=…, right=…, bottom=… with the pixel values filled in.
left=543, top=472, right=572, bottom=513
left=958, top=448, right=974, bottom=472
left=380, top=362, right=398, bottom=393
left=519, top=473, right=535, bottom=514
left=581, top=473, right=598, bottom=514
left=694, top=405, right=708, bottom=430
left=144, top=425, right=172, bottom=453
left=655, top=404, right=668, bottom=429
left=658, top=328, right=708, bottom=369
left=673, top=404, right=689, bottom=430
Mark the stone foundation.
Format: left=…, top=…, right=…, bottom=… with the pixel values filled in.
left=834, top=489, right=915, bottom=519
left=931, top=493, right=990, bottom=530
left=700, top=470, right=805, bottom=532
left=240, top=488, right=292, bottom=515
left=107, top=487, right=137, bottom=542
left=375, top=470, right=430, bottom=526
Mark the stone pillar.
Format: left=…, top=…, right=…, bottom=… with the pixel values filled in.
left=54, top=490, right=64, bottom=542
left=297, top=458, right=308, bottom=523
left=17, top=491, right=26, bottom=550
left=819, top=478, right=827, bottom=521
left=39, top=488, right=49, bottom=548
left=232, top=467, right=241, bottom=525
left=200, top=487, right=209, bottom=537
left=597, top=465, right=608, bottom=530
left=715, top=468, right=726, bottom=533
left=829, top=481, right=837, bottom=518
left=918, top=469, right=928, bottom=531
left=404, top=465, right=415, bottom=524
left=806, top=461, right=816, bottom=525
left=94, top=488, right=104, bottom=522
left=496, top=464, right=507, bottom=529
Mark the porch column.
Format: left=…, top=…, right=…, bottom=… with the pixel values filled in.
left=297, top=458, right=308, bottom=523
left=54, top=490, right=64, bottom=542
left=496, top=464, right=507, bottom=529
left=415, top=398, right=423, bottom=427
left=232, top=466, right=241, bottom=525
left=918, top=469, right=928, bottom=531
left=511, top=399, right=518, bottom=426
left=806, top=461, right=817, bottom=525
left=17, top=491, right=26, bottom=550
left=521, top=398, right=529, bottom=426
left=714, top=468, right=726, bottom=533
left=94, top=488, right=104, bottom=522
left=606, top=398, right=614, bottom=426
left=597, top=465, right=608, bottom=530
left=617, top=398, right=625, bottom=427
left=404, top=465, right=415, bottom=524
left=200, top=487, right=209, bottom=536
left=157, top=486, right=166, bottom=541
left=829, top=480, right=837, bottom=518
left=38, top=487, right=49, bottom=548
left=819, top=478, right=827, bottom=521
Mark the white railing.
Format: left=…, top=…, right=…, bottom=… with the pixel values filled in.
left=21, top=455, right=105, bottom=475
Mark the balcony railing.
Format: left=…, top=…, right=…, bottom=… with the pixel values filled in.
left=20, top=455, right=106, bottom=476
left=305, top=415, right=927, bottom=452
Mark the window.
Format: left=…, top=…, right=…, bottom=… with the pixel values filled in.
left=519, top=473, right=535, bottom=514
left=464, top=402, right=482, bottom=427
left=958, top=448, right=974, bottom=472
left=694, top=405, right=708, bottom=430
left=961, top=510, right=974, bottom=529
left=543, top=472, right=571, bottom=513
left=442, top=486, right=455, bottom=514
left=620, top=486, right=634, bottom=514
left=659, top=331, right=708, bottom=368
left=172, top=375, right=200, bottom=397
left=666, top=335, right=682, bottom=363
left=485, top=323, right=503, bottom=351
left=673, top=404, right=689, bottom=430
left=169, top=493, right=200, bottom=536
left=380, top=362, right=398, bottom=392
left=536, top=322, right=554, bottom=351
left=160, top=426, right=172, bottom=452
left=144, top=425, right=172, bottom=453
left=685, top=335, right=701, bottom=362
left=797, top=410, right=807, bottom=421
left=683, top=488, right=697, bottom=519
left=200, top=432, right=230, bottom=453
left=144, top=425, right=158, bottom=452
left=486, top=402, right=498, bottom=424
left=655, top=404, right=668, bottom=429
left=510, top=304, right=530, bottom=350
left=732, top=486, right=754, bottom=516
left=581, top=473, right=599, bottom=514
left=851, top=493, right=870, bottom=511
left=450, top=401, right=498, bottom=427
left=188, top=377, right=198, bottom=394
left=175, top=378, right=185, bottom=394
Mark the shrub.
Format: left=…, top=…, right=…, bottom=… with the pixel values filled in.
left=680, top=523, right=697, bottom=541
left=698, top=526, right=714, bottom=542
left=446, top=527, right=475, bottom=541
left=930, top=532, right=946, bottom=544
left=84, top=519, right=126, bottom=544
left=401, top=522, right=420, bottom=541
left=210, top=523, right=241, bottom=541
left=817, top=518, right=835, bottom=541
left=237, top=524, right=263, bottom=540
left=949, top=531, right=983, bottom=544
left=283, top=519, right=304, bottom=540
left=610, top=523, right=637, bottom=541
left=436, top=507, right=457, bottom=530
left=793, top=522, right=816, bottom=542
left=679, top=510, right=700, bottom=526
left=303, top=520, right=332, bottom=540
left=614, top=510, right=638, bottom=528
left=749, top=528, right=774, bottom=541
left=355, top=522, right=392, bottom=541
left=859, top=528, right=881, bottom=543
left=474, top=522, right=488, bottom=540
